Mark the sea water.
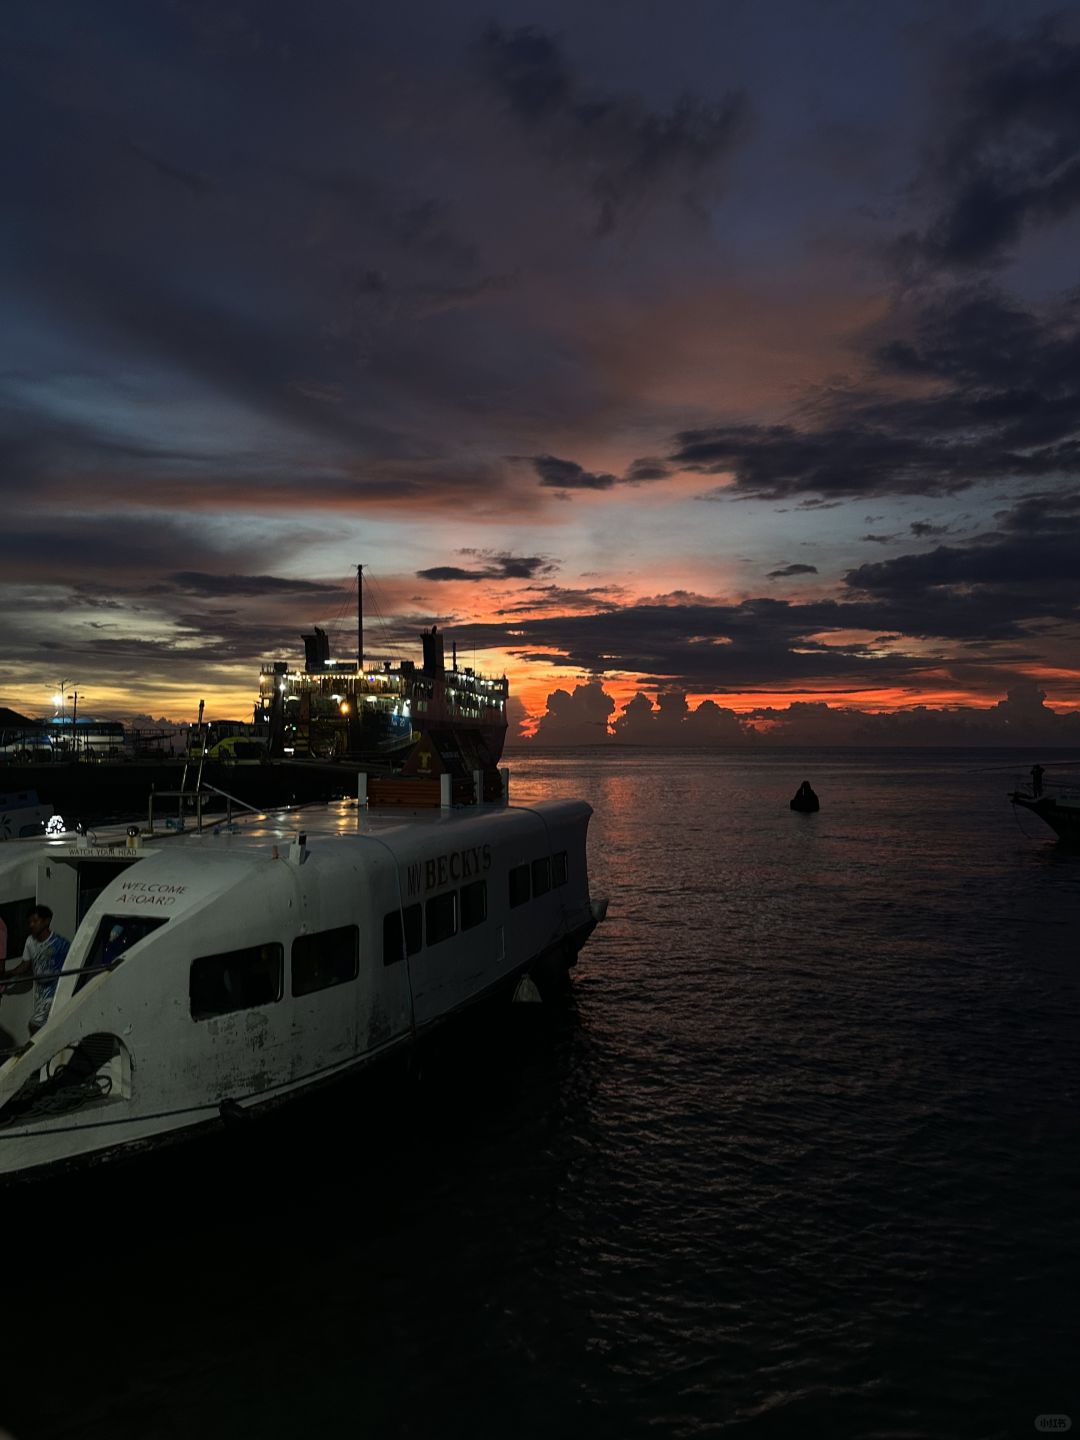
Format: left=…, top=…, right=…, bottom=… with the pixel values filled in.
left=5, top=748, right=1079, bottom=1440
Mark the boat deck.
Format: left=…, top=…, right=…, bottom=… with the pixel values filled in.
left=8, top=794, right=548, bottom=862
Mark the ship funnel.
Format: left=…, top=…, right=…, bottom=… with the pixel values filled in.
left=302, top=626, right=331, bottom=673
left=421, top=625, right=445, bottom=678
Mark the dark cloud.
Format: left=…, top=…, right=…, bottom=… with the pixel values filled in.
left=675, top=286, right=1080, bottom=502
left=862, top=534, right=896, bottom=545
left=0, top=506, right=369, bottom=704
left=767, top=563, right=818, bottom=579
left=910, top=521, right=949, bottom=538
left=459, top=491, right=1080, bottom=692
left=417, top=552, right=556, bottom=582
left=496, top=584, right=623, bottom=615
left=476, top=24, right=747, bottom=233
left=624, top=457, right=671, bottom=483
left=678, top=415, right=1058, bottom=501
left=476, top=25, right=571, bottom=123
left=845, top=490, right=1080, bottom=614
left=0, top=516, right=277, bottom=579
left=3, top=9, right=658, bottom=509
left=418, top=568, right=491, bottom=582
left=458, top=598, right=925, bottom=691
left=995, top=489, right=1080, bottom=532
left=0, top=394, right=518, bottom=514
left=13, top=255, right=402, bottom=456
left=531, top=454, right=617, bottom=490
left=899, top=24, right=1080, bottom=270
left=528, top=452, right=678, bottom=493
left=165, top=573, right=342, bottom=599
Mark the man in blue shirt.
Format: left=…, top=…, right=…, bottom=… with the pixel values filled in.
left=0, top=904, right=70, bottom=1034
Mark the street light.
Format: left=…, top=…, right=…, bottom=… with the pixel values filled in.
left=51, top=680, right=79, bottom=757
left=52, top=680, right=69, bottom=757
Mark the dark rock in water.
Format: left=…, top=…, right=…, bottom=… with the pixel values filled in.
left=790, top=781, right=819, bottom=813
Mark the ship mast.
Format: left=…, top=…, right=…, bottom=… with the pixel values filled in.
left=357, top=563, right=363, bottom=674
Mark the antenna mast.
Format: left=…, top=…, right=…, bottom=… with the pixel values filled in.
left=357, top=564, right=363, bottom=673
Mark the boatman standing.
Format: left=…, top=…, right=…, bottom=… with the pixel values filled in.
left=1031, top=763, right=1045, bottom=798
left=0, top=904, right=70, bottom=1035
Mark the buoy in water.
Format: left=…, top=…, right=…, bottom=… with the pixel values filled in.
left=790, top=781, right=819, bottom=813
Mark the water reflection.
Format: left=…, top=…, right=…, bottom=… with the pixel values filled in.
left=6, top=748, right=1080, bottom=1439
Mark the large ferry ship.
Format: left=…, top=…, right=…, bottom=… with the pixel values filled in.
left=0, top=569, right=510, bottom=823
left=257, top=620, right=509, bottom=764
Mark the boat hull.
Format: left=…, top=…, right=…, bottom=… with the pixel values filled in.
left=1010, top=793, right=1080, bottom=843
left=0, top=915, right=596, bottom=1185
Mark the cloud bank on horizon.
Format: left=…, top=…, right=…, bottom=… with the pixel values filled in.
left=3, top=1, right=1080, bottom=729
left=521, top=676, right=1080, bottom=747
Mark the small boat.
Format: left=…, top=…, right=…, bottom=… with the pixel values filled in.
left=790, top=781, right=819, bottom=813
left=0, top=786, right=606, bottom=1181
left=1009, top=781, right=1080, bottom=843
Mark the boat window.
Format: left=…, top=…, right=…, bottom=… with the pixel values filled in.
left=75, top=915, right=169, bottom=994
left=383, top=905, right=422, bottom=966
left=292, top=925, right=359, bottom=996
left=190, top=943, right=283, bottom=1020
left=553, top=851, right=568, bottom=887
left=460, top=879, right=487, bottom=931
left=426, top=891, right=457, bottom=946
left=531, top=857, right=551, bottom=897
left=508, top=864, right=531, bottom=909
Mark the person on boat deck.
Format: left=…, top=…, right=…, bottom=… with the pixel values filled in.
left=1031, top=763, right=1045, bottom=798
left=0, top=905, right=70, bottom=1035
left=103, top=923, right=131, bottom=968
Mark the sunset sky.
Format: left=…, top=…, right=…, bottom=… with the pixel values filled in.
left=4, top=1, right=1080, bottom=738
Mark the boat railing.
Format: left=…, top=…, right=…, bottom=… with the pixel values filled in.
left=147, top=782, right=264, bottom=835
left=1011, top=776, right=1080, bottom=800
left=1, top=961, right=118, bottom=993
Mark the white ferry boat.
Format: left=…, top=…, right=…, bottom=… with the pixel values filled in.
left=0, top=794, right=605, bottom=1180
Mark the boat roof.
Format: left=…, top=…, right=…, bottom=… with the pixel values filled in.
left=0, top=796, right=588, bottom=870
